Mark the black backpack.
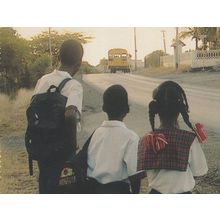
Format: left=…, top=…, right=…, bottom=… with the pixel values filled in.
left=25, top=78, right=72, bottom=175
left=73, top=131, right=95, bottom=182
left=58, top=131, right=95, bottom=193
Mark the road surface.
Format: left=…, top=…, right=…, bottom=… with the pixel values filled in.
left=83, top=73, right=220, bottom=132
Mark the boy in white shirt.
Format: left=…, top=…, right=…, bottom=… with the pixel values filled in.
left=31, top=39, right=83, bottom=193
left=86, top=85, right=140, bottom=193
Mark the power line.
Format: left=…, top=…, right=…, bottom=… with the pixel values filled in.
left=175, top=27, right=179, bottom=71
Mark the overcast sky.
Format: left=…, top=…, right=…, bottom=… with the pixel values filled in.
left=15, top=27, right=195, bottom=65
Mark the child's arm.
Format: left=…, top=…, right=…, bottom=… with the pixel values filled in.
left=64, top=105, right=78, bottom=155
left=64, top=82, right=83, bottom=154
left=189, top=138, right=208, bottom=177
left=124, top=135, right=141, bottom=193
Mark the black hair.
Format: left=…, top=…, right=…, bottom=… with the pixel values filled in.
left=103, top=85, right=129, bottom=118
left=59, top=39, right=83, bottom=66
left=149, top=81, right=195, bottom=132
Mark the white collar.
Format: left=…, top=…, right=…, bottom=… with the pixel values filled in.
left=101, top=120, right=126, bottom=128
left=53, top=69, right=72, bottom=78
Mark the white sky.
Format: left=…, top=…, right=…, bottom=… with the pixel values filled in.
left=15, top=27, right=195, bottom=66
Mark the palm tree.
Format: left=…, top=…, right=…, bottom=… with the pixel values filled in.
left=205, top=27, right=218, bottom=49
left=179, top=27, right=200, bottom=50
left=180, top=27, right=220, bottom=50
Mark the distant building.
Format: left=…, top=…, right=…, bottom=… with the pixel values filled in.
left=96, top=58, right=108, bottom=72
left=99, top=58, right=108, bottom=66
left=171, top=39, right=186, bottom=55
left=161, top=39, right=220, bottom=69
left=144, top=50, right=165, bottom=68
left=130, top=59, right=144, bottom=70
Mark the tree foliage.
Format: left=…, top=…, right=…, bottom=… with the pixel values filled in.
left=0, top=27, right=31, bottom=91
left=0, top=28, right=92, bottom=92
left=30, top=30, right=92, bottom=66
left=179, top=27, right=220, bottom=50
left=144, top=50, right=166, bottom=68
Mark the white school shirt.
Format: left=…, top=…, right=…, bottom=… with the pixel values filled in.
left=87, top=120, right=139, bottom=184
left=147, top=138, right=208, bottom=193
left=33, top=69, right=83, bottom=131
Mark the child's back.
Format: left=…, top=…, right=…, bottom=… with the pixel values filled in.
left=139, top=128, right=207, bottom=194
left=138, top=81, right=208, bottom=194
left=86, top=85, right=140, bottom=194
left=88, top=120, right=139, bottom=184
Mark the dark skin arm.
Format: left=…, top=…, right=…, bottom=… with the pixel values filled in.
left=64, top=105, right=78, bottom=156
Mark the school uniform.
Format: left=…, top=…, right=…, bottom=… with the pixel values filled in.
left=138, top=128, right=208, bottom=194
left=87, top=120, right=139, bottom=194
left=33, top=69, right=83, bottom=194
left=34, top=69, right=83, bottom=127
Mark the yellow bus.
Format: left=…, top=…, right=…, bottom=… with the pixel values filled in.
left=108, top=48, right=131, bottom=73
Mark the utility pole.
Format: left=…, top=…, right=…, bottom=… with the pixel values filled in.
left=217, top=27, right=220, bottom=49
left=175, top=27, right=179, bottom=71
left=199, top=34, right=206, bottom=71
left=134, top=27, right=137, bottom=71
left=48, top=27, right=53, bottom=68
left=161, top=30, right=167, bottom=54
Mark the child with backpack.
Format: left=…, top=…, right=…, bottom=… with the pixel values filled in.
left=137, top=81, right=208, bottom=194
left=85, top=85, right=141, bottom=194
left=26, top=40, right=84, bottom=194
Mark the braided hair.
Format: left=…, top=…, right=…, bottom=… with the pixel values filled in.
left=149, top=81, right=195, bottom=132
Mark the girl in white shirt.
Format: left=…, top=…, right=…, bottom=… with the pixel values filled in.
left=137, top=81, right=208, bottom=194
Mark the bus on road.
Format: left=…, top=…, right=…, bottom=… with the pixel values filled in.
left=108, top=48, right=131, bottom=73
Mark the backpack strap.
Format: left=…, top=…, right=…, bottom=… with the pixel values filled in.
left=28, top=156, right=33, bottom=176
left=58, top=78, right=72, bottom=92
left=82, top=130, right=96, bottom=153
left=73, top=130, right=96, bottom=183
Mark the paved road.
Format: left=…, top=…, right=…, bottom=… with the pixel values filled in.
left=83, top=73, right=220, bottom=132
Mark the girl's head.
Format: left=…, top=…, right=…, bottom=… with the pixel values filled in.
left=149, top=81, right=194, bottom=131
left=103, top=85, right=129, bottom=120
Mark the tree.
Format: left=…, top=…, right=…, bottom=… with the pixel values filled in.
left=179, top=27, right=200, bottom=50
left=144, top=50, right=166, bottom=68
left=79, top=61, right=96, bottom=74
left=0, top=28, right=93, bottom=91
left=30, top=30, right=92, bottom=66
left=201, top=27, right=220, bottom=50
left=28, top=54, right=51, bottom=86
left=0, top=27, right=31, bottom=91
left=180, top=27, right=220, bottom=50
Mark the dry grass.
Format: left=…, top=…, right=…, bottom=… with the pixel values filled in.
left=0, top=144, right=38, bottom=194
left=0, top=89, right=37, bottom=193
left=0, top=89, right=33, bottom=136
